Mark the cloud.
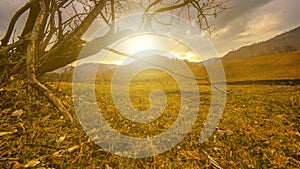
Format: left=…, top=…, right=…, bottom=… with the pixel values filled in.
left=206, top=0, right=273, bottom=55
left=209, top=0, right=300, bottom=56
left=1, top=0, right=299, bottom=60
left=212, top=0, right=272, bottom=32
left=222, top=1, right=273, bottom=37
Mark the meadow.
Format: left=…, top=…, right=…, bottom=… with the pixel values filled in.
left=1, top=80, right=300, bottom=168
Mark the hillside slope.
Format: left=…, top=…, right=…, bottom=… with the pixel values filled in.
left=222, top=26, right=300, bottom=61
left=222, top=50, right=300, bottom=82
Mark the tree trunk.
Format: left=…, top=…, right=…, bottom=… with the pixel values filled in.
left=25, top=0, right=73, bottom=122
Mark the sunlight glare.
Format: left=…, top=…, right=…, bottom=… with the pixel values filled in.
left=113, top=60, right=123, bottom=65
left=121, top=34, right=158, bottom=53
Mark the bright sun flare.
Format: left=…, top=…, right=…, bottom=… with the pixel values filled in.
left=120, top=34, right=159, bottom=53
left=102, top=33, right=201, bottom=65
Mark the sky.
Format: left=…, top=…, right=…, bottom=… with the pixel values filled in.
left=209, top=0, right=300, bottom=56
left=0, top=0, right=299, bottom=65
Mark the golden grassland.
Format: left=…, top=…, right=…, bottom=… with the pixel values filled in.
left=222, top=50, right=300, bottom=81
left=1, top=79, right=300, bottom=168
left=184, top=50, right=300, bottom=83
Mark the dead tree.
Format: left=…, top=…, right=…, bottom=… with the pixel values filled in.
left=0, top=0, right=226, bottom=121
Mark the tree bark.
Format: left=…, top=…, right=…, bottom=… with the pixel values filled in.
left=21, top=0, right=41, bottom=37
left=26, top=0, right=73, bottom=122
left=37, top=30, right=132, bottom=74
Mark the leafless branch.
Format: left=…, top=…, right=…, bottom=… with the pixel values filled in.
left=1, top=1, right=32, bottom=46
left=154, top=0, right=193, bottom=13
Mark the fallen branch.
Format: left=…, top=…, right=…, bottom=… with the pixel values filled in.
left=201, top=149, right=223, bottom=169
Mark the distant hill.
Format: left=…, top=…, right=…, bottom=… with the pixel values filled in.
left=222, top=50, right=300, bottom=82
left=222, top=26, right=300, bottom=61
left=47, top=51, right=300, bottom=83
left=46, top=26, right=300, bottom=84
left=46, top=63, right=117, bottom=82
left=190, top=50, right=300, bottom=83
left=52, top=63, right=116, bottom=74
left=75, top=63, right=117, bottom=75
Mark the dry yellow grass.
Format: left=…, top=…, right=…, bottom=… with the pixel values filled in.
left=222, top=50, right=300, bottom=82
left=1, top=80, right=299, bottom=168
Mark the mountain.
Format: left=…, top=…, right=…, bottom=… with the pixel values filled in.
left=52, top=63, right=117, bottom=74
left=47, top=26, right=300, bottom=83
left=74, top=63, right=117, bottom=75
left=46, top=63, right=117, bottom=82
left=222, top=26, right=300, bottom=61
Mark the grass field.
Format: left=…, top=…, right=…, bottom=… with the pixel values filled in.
left=222, top=50, right=300, bottom=82
left=1, top=81, right=300, bottom=168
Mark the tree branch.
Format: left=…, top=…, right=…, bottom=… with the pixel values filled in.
left=69, top=0, right=107, bottom=39
left=21, top=0, right=41, bottom=37
left=1, top=1, right=32, bottom=46
left=37, top=30, right=132, bottom=74
left=154, top=0, right=192, bottom=13
left=145, top=0, right=161, bottom=12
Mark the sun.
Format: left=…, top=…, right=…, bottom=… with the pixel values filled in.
left=186, top=53, right=193, bottom=59
left=112, top=60, right=123, bottom=65
left=105, top=33, right=200, bottom=64
left=119, top=34, right=160, bottom=54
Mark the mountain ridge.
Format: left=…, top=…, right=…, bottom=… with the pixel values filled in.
left=46, top=26, right=300, bottom=83
left=222, top=26, right=300, bottom=61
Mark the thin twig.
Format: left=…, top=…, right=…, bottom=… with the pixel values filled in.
left=201, top=149, right=223, bottom=169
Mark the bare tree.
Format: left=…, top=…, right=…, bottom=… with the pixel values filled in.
left=0, top=0, right=226, bottom=120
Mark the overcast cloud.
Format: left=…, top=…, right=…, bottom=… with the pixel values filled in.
left=210, top=0, right=300, bottom=55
